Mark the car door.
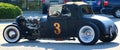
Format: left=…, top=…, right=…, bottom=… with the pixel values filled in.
left=46, top=5, right=71, bottom=38
left=47, top=16, right=68, bottom=38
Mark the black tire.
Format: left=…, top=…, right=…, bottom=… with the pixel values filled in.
left=78, top=23, right=100, bottom=45
left=113, top=8, right=120, bottom=18
left=3, top=25, right=21, bottom=43
left=100, top=26, right=117, bottom=42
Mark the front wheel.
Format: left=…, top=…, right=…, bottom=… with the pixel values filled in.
left=78, top=23, right=100, bottom=45
left=3, top=25, right=21, bottom=43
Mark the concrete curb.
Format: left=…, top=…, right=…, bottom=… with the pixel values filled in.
left=0, top=19, right=15, bottom=22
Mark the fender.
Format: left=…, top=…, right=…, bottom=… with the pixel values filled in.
left=90, top=15, right=117, bottom=34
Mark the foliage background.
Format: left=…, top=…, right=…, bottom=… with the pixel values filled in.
left=0, top=2, right=22, bottom=19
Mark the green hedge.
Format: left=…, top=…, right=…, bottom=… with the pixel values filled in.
left=0, top=2, right=22, bottom=19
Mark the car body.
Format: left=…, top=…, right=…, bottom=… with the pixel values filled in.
left=101, top=0, right=120, bottom=18
left=3, top=2, right=118, bottom=45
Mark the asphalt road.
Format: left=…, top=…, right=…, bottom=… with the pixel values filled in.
left=0, top=14, right=120, bottom=50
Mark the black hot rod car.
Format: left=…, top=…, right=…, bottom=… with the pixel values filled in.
left=3, top=2, right=118, bottom=45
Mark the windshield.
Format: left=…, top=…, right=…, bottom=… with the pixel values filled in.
left=49, top=5, right=62, bottom=17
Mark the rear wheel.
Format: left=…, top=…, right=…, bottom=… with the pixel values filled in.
left=3, top=25, right=21, bottom=43
left=78, top=23, right=100, bottom=45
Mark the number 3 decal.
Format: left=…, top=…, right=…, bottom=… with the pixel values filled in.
left=54, top=22, right=61, bottom=35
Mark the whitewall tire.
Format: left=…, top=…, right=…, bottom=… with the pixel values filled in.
left=78, top=24, right=100, bottom=45
left=3, top=25, right=21, bottom=43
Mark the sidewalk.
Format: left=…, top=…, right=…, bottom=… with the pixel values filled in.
left=0, top=11, right=44, bottom=22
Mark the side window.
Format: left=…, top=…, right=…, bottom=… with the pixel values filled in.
left=82, top=6, right=93, bottom=14
left=61, top=6, right=71, bottom=17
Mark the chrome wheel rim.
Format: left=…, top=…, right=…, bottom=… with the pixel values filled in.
left=8, top=30, right=17, bottom=39
left=79, top=26, right=95, bottom=43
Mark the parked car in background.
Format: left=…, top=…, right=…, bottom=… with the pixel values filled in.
left=3, top=2, right=118, bottom=45
left=101, top=0, right=120, bottom=18
left=83, top=0, right=120, bottom=18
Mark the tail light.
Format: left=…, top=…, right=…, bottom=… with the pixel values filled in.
left=104, top=0, right=108, bottom=6
left=64, top=0, right=67, bottom=3
left=42, top=0, right=45, bottom=3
